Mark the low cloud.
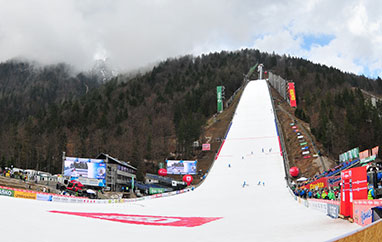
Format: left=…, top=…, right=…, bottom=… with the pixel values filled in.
left=0, top=0, right=381, bottom=77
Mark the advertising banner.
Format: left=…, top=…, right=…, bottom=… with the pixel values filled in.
left=0, top=188, right=14, bottom=197
left=149, top=187, right=165, bottom=195
left=288, top=82, right=297, bottom=107
left=340, top=166, right=367, bottom=218
left=359, top=150, right=370, bottom=160
left=327, top=176, right=341, bottom=187
left=77, top=177, right=106, bottom=187
left=217, top=86, right=223, bottom=113
left=301, top=177, right=328, bottom=190
left=339, top=147, right=359, bottom=163
left=202, top=144, right=211, bottom=151
left=166, top=160, right=197, bottom=175
left=14, top=191, right=37, bottom=200
left=351, top=166, right=368, bottom=200
left=353, top=200, right=382, bottom=226
left=327, top=204, right=340, bottom=218
left=64, top=157, right=106, bottom=179
left=37, top=194, right=53, bottom=201
left=372, top=146, right=379, bottom=157
left=309, top=200, right=328, bottom=214
left=50, top=211, right=222, bottom=227
left=360, top=155, right=376, bottom=164
left=64, top=157, right=106, bottom=187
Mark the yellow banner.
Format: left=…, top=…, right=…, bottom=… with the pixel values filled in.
left=14, top=191, right=37, bottom=200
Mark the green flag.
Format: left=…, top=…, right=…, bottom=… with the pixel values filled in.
left=217, top=86, right=223, bottom=113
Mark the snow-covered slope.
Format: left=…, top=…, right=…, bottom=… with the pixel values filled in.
left=0, top=80, right=358, bottom=242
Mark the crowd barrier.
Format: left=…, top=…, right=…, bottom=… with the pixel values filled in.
left=0, top=185, right=192, bottom=204
left=290, top=194, right=341, bottom=219
left=292, top=193, right=382, bottom=228
left=353, top=199, right=382, bottom=226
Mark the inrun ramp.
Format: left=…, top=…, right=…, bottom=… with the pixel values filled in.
left=0, top=80, right=359, bottom=242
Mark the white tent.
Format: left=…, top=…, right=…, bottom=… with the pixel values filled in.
left=296, top=177, right=308, bottom=182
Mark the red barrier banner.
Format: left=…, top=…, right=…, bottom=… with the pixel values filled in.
left=50, top=211, right=222, bottom=227
left=340, top=166, right=367, bottom=218
left=351, top=166, right=368, bottom=201
left=288, top=82, right=297, bottom=107
left=340, top=169, right=352, bottom=217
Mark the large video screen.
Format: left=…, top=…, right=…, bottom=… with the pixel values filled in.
left=166, top=160, right=197, bottom=175
left=64, top=157, right=106, bottom=179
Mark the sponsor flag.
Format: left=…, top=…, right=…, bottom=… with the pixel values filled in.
left=288, top=82, right=297, bottom=107
left=359, top=150, right=369, bottom=160
left=372, top=146, right=379, bottom=157
left=202, top=144, right=211, bottom=151
left=217, top=86, right=223, bottom=113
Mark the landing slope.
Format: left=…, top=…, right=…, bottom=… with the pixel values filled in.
left=0, top=80, right=358, bottom=242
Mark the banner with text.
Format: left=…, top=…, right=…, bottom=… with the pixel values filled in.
left=14, top=191, right=37, bottom=200
left=202, top=144, right=211, bottom=151
left=0, top=188, right=14, bottom=197
left=217, top=86, right=223, bottom=113
left=64, top=157, right=106, bottom=187
left=301, top=177, right=328, bottom=190
left=288, top=82, right=297, bottom=107
left=353, top=199, right=382, bottom=226
left=166, top=160, right=197, bottom=175
left=149, top=187, right=165, bottom=195
left=339, top=147, right=359, bottom=163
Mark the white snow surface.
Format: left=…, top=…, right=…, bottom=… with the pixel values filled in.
left=0, top=80, right=359, bottom=242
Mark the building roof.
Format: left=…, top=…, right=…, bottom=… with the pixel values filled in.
left=96, top=153, right=137, bottom=170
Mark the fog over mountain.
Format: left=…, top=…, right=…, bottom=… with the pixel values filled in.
left=0, top=0, right=381, bottom=77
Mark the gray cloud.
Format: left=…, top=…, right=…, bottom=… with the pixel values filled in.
left=0, top=0, right=381, bottom=77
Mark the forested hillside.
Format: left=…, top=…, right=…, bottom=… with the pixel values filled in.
left=0, top=49, right=381, bottom=178
left=269, top=56, right=382, bottom=157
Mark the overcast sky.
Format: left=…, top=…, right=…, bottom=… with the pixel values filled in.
left=0, top=0, right=381, bottom=77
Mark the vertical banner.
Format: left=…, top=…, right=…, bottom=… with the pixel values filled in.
left=340, top=169, right=352, bottom=217
left=340, top=166, right=367, bottom=219
left=359, top=150, right=370, bottom=160
left=217, top=86, right=223, bottom=113
left=351, top=166, right=368, bottom=201
left=288, top=82, right=297, bottom=108
left=372, top=146, right=379, bottom=157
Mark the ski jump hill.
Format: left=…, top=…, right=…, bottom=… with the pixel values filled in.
left=0, top=80, right=359, bottom=242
